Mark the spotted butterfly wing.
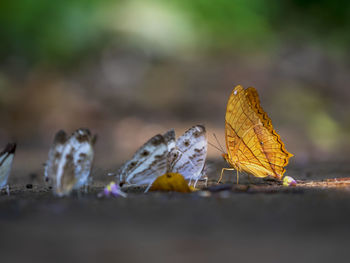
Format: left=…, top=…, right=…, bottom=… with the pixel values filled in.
left=46, top=128, right=96, bottom=196
left=163, top=129, right=176, bottom=152
left=45, top=130, right=67, bottom=182
left=68, top=129, right=96, bottom=189
left=168, top=125, right=207, bottom=185
left=118, top=133, right=169, bottom=188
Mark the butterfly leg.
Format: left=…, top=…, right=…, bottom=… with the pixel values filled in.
left=247, top=174, right=253, bottom=184
left=84, top=184, right=89, bottom=194
left=85, top=176, right=94, bottom=193
left=194, top=178, right=199, bottom=188
left=236, top=170, right=240, bottom=184
left=218, top=168, right=236, bottom=184
left=144, top=183, right=152, bottom=193
left=6, top=185, right=10, bottom=196
left=202, top=176, right=208, bottom=188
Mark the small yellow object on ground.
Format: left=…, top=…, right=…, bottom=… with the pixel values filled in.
left=150, top=173, right=193, bottom=193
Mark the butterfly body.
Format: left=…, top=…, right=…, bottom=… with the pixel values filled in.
left=222, top=85, right=293, bottom=182
left=0, top=143, right=16, bottom=190
left=46, top=128, right=96, bottom=196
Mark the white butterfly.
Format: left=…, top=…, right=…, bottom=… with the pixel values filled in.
left=45, top=128, right=96, bottom=196
left=168, top=125, right=207, bottom=186
left=118, top=132, right=170, bottom=191
left=0, top=143, right=16, bottom=194
left=118, top=125, right=207, bottom=191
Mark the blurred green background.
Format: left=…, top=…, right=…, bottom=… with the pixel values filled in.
left=0, top=0, right=349, bottom=170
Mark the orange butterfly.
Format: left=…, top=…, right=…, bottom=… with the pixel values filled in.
left=219, top=85, right=294, bottom=184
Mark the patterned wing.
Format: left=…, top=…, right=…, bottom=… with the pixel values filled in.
left=48, top=129, right=95, bottom=196
left=45, top=130, right=67, bottom=183
left=119, top=134, right=168, bottom=186
left=245, top=87, right=293, bottom=177
left=169, top=125, right=207, bottom=183
left=0, top=143, right=16, bottom=189
left=163, top=129, right=176, bottom=152
left=225, top=85, right=293, bottom=179
left=55, top=146, right=76, bottom=196
left=69, top=128, right=95, bottom=189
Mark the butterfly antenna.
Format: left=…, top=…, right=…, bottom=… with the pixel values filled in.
left=213, top=133, right=225, bottom=153
left=208, top=141, right=223, bottom=153
left=208, top=133, right=225, bottom=154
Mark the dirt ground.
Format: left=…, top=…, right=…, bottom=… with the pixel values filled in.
left=1, top=159, right=350, bottom=263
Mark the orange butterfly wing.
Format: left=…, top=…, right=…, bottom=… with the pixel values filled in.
left=224, top=85, right=293, bottom=179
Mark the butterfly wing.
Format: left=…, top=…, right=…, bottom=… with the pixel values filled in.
left=119, top=134, right=168, bottom=186
left=45, top=130, right=67, bottom=182
left=48, top=129, right=95, bottom=196
left=55, top=146, right=76, bottom=196
left=163, top=129, right=176, bottom=152
left=169, top=125, right=207, bottom=182
left=69, top=128, right=95, bottom=189
left=225, top=85, right=293, bottom=179
left=0, top=143, right=16, bottom=189
left=244, top=87, right=293, bottom=176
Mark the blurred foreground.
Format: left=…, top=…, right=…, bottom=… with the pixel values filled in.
left=1, top=160, right=350, bottom=263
